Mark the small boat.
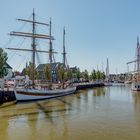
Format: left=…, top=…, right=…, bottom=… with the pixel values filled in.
left=7, top=10, right=76, bottom=101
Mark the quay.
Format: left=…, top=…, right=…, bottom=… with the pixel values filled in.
left=0, top=83, right=104, bottom=104
left=75, top=82, right=104, bottom=90
left=0, top=90, right=15, bottom=104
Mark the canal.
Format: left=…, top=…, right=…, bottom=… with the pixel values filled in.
left=0, top=85, right=140, bottom=140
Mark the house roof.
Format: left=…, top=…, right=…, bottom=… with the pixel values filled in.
left=36, top=62, right=63, bottom=71
left=6, top=63, right=12, bottom=69
left=70, top=66, right=77, bottom=73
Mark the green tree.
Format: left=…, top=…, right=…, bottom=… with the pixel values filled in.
left=91, top=69, right=96, bottom=80
left=0, top=48, right=8, bottom=78
left=96, top=70, right=101, bottom=80
left=44, top=64, right=51, bottom=81
left=21, top=68, right=27, bottom=76
left=14, top=70, right=20, bottom=76
left=24, top=62, right=37, bottom=80
left=76, top=68, right=81, bottom=80
left=84, top=69, right=89, bottom=81
left=58, top=66, right=65, bottom=82
left=35, top=70, right=39, bottom=80
left=58, top=66, right=67, bottom=88
left=100, top=72, right=105, bottom=80
left=25, top=62, right=32, bottom=79
left=67, top=68, right=72, bottom=80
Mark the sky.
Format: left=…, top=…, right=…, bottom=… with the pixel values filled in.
left=0, top=0, right=140, bottom=74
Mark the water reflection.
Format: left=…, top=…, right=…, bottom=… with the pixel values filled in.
left=132, top=91, right=140, bottom=139
left=132, top=91, right=140, bottom=111
left=1, top=86, right=140, bottom=140
left=93, top=87, right=106, bottom=96
left=0, top=117, right=8, bottom=140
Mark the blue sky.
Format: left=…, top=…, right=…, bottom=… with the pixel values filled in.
left=0, top=0, right=140, bottom=74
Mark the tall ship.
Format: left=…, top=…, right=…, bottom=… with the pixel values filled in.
left=127, top=37, right=140, bottom=91
left=7, top=10, right=76, bottom=101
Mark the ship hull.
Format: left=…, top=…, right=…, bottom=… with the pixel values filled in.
left=104, top=82, right=112, bottom=86
left=124, top=81, right=132, bottom=84
left=15, top=87, right=76, bottom=101
left=131, top=82, right=140, bottom=91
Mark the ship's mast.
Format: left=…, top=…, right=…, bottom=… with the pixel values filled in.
left=106, top=58, right=109, bottom=79
left=126, top=37, right=140, bottom=76
left=32, top=9, right=36, bottom=86
left=62, top=27, right=66, bottom=68
left=7, top=9, right=56, bottom=88
left=137, top=36, right=140, bottom=72
left=49, top=18, right=53, bottom=88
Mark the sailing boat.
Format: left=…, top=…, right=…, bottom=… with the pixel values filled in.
left=104, top=58, right=112, bottom=86
left=7, top=10, right=76, bottom=101
left=127, top=37, right=140, bottom=91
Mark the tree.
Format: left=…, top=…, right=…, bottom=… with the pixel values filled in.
left=14, top=70, right=20, bottom=76
left=91, top=69, right=96, bottom=81
left=25, top=62, right=32, bottom=79
left=96, top=70, right=101, bottom=80
left=66, top=68, right=72, bottom=80
left=100, top=72, right=105, bottom=80
left=21, top=68, right=27, bottom=76
left=58, top=66, right=65, bottom=82
left=35, top=70, right=39, bottom=80
left=24, top=62, right=37, bottom=80
left=91, top=70, right=106, bottom=81
left=44, top=64, right=51, bottom=81
left=0, top=48, right=8, bottom=78
left=57, top=66, right=67, bottom=88
left=84, top=69, right=89, bottom=81
left=76, top=68, right=81, bottom=80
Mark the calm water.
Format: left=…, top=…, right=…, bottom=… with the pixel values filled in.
left=0, top=85, right=140, bottom=140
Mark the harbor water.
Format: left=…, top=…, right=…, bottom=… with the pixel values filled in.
left=0, top=85, right=140, bottom=140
